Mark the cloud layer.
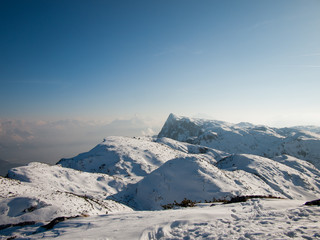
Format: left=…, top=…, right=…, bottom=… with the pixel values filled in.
left=0, top=117, right=162, bottom=166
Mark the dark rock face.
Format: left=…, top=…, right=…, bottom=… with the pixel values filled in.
left=305, top=199, right=320, bottom=206
left=0, top=221, right=37, bottom=231
left=158, top=114, right=203, bottom=143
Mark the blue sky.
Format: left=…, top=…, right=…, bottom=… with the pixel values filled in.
left=1, top=0, right=320, bottom=125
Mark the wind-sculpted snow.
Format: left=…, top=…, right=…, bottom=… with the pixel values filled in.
left=158, top=113, right=320, bottom=169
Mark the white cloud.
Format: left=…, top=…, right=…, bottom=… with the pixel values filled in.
left=141, top=128, right=155, bottom=136
left=0, top=120, right=34, bottom=143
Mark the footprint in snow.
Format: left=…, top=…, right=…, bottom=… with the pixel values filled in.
left=231, top=214, right=241, bottom=221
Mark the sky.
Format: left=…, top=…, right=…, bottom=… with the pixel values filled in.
left=1, top=0, right=320, bottom=166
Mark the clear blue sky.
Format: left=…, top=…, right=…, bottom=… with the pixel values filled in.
left=1, top=0, right=320, bottom=126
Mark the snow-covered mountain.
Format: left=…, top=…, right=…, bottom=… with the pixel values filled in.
left=57, top=136, right=186, bottom=184
left=1, top=114, right=320, bottom=239
left=158, top=113, right=320, bottom=169
left=113, top=152, right=320, bottom=210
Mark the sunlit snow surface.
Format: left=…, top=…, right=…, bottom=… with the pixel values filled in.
left=2, top=199, right=320, bottom=239
left=1, top=114, right=320, bottom=239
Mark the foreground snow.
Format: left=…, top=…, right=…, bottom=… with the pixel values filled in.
left=1, top=199, right=320, bottom=239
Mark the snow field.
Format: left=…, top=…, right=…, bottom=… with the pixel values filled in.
left=0, top=163, right=133, bottom=225
left=5, top=199, right=319, bottom=240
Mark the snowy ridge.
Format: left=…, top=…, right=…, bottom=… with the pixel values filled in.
left=57, top=136, right=185, bottom=183
left=158, top=113, right=320, bottom=169
left=156, top=137, right=228, bottom=160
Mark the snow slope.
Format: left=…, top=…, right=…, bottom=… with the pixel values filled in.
left=217, top=154, right=320, bottom=199
left=126, top=156, right=279, bottom=210
left=156, top=137, right=228, bottom=160
left=273, top=154, right=320, bottom=178
left=114, top=153, right=320, bottom=210
left=0, top=163, right=132, bottom=225
left=2, top=199, right=320, bottom=240
left=158, top=113, right=320, bottom=169
left=57, top=136, right=186, bottom=184
left=7, top=162, right=128, bottom=198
